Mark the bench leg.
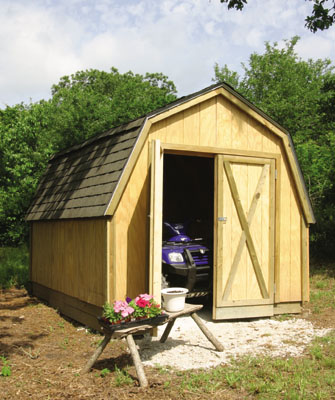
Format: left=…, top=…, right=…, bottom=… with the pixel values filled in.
left=160, top=319, right=176, bottom=343
left=126, top=334, right=148, bottom=387
left=82, top=334, right=112, bottom=373
left=191, top=313, right=224, bottom=352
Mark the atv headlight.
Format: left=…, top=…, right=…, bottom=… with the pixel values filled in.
left=168, top=252, right=184, bottom=263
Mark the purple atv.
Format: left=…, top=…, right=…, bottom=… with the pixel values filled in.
left=162, top=221, right=212, bottom=298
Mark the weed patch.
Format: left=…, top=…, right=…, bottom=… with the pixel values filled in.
left=113, top=366, right=134, bottom=387
left=0, top=356, right=11, bottom=377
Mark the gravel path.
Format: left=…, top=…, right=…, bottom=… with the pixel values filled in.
left=137, top=310, right=332, bottom=370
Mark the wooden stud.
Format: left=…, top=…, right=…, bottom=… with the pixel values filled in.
left=280, top=156, right=292, bottom=302
left=213, top=155, right=224, bottom=315
left=106, top=218, right=110, bottom=303
left=301, top=217, right=309, bottom=302
left=161, top=142, right=280, bottom=161
left=214, top=304, right=274, bottom=319
left=274, top=302, right=301, bottom=315
left=274, top=156, right=281, bottom=303
left=290, top=184, right=302, bottom=301
left=149, top=139, right=163, bottom=303
left=268, top=160, right=276, bottom=301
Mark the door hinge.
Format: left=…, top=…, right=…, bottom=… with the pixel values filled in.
left=275, top=169, right=278, bottom=180
left=273, top=283, right=276, bottom=294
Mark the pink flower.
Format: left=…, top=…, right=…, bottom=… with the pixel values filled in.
left=121, top=306, right=134, bottom=318
left=113, top=300, right=125, bottom=313
left=136, top=297, right=149, bottom=308
left=138, top=294, right=153, bottom=301
left=113, top=300, right=135, bottom=317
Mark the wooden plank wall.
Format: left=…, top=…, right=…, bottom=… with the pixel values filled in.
left=113, top=143, right=149, bottom=300
left=114, top=94, right=306, bottom=304
left=31, top=219, right=107, bottom=307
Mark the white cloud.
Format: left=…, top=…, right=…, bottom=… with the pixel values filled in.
left=0, top=0, right=334, bottom=107
left=296, top=32, right=335, bottom=61
left=0, top=1, right=84, bottom=105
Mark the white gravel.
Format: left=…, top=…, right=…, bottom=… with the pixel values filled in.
left=135, top=310, right=332, bottom=370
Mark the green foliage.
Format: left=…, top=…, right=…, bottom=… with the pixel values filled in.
left=0, top=103, right=54, bottom=245
left=306, top=0, right=335, bottom=32
left=213, top=37, right=335, bottom=256
left=0, top=245, right=29, bottom=288
left=0, top=67, right=177, bottom=246
left=220, top=0, right=335, bottom=32
left=48, top=68, right=177, bottom=151
left=0, top=356, right=11, bottom=377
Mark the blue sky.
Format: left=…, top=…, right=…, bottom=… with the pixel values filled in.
left=0, top=0, right=334, bottom=107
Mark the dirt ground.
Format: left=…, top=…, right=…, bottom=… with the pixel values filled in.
left=0, top=288, right=334, bottom=400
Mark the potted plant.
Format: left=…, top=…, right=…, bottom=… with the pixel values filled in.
left=101, top=294, right=166, bottom=328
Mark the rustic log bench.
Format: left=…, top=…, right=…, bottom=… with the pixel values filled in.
left=82, top=303, right=223, bottom=387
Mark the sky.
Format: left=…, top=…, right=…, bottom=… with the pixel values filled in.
left=0, top=0, right=334, bottom=108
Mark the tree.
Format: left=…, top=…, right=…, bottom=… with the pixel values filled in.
left=220, top=0, right=335, bottom=32
left=0, top=68, right=177, bottom=246
left=213, top=37, right=335, bottom=255
left=48, top=68, right=177, bottom=150
left=0, top=103, right=53, bottom=245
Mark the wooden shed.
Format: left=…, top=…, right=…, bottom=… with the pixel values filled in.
left=26, top=83, right=315, bottom=329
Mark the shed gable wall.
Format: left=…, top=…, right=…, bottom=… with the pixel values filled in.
left=112, top=94, right=305, bottom=304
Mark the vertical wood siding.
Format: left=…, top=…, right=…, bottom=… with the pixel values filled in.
left=113, top=139, right=150, bottom=300
left=31, top=219, right=107, bottom=306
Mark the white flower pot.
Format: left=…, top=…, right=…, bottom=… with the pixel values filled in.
left=161, top=287, right=188, bottom=312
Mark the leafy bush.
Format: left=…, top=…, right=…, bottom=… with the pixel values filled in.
left=0, top=245, right=29, bottom=288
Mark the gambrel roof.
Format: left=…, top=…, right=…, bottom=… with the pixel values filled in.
left=26, top=83, right=315, bottom=223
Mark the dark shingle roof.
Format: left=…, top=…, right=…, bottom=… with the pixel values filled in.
left=26, top=118, right=145, bottom=220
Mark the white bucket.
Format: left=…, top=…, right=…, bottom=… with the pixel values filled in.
left=161, top=287, right=188, bottom=312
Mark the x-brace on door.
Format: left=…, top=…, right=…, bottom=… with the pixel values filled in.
left=214, top=155, right=275, bottom=319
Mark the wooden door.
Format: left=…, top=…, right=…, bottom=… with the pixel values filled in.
left=149, top=140, right=163, bottom=303
left=214, top=155, right=276, bottom=319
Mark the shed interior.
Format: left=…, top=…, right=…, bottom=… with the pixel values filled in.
left=162, top=154, right=214, bottom=294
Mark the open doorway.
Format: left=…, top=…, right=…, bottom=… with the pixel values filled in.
left=162, top=153, right=214, bottom=298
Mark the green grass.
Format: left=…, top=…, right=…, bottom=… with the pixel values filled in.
left=173, top=331, right=335, bottom=399
left=0, top=245, right=29, bottom=289
left=310, top=263, right=335, bottom=314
